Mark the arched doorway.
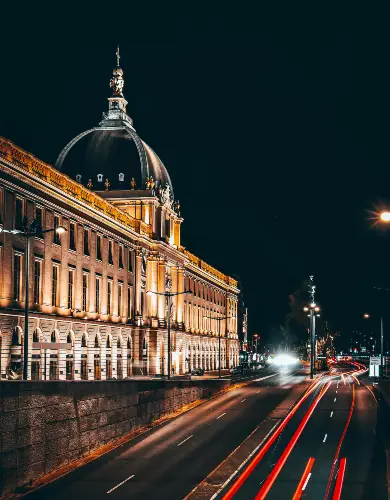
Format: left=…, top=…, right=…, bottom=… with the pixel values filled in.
left=49, top=330, right=59, bottom=380
left=94, top=334, right=101, bottom=380
left=142, top=337, right=148, bottom=375
left=31, top=329, right=41, bottom=380
left=106, top=335, right=112, bottom=379
left=117, top=336, right=123, bottom=380
left=10, top=326, right=23, bottom=377
left=66, top=332, right=74, bottom=380
left=126, top=336, right=132, bottom=378
left=80, top=333, right=88, bottom=380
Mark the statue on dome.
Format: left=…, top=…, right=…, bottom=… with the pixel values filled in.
left=110, top=47, right=124, bottom=97
left=157, top=184, right=163, bottom=198
left=161, top=184, right=172, bottom=207
left=105, top=178, right=110, bottom=191
left=87, top=179, right=93, bottom=190
left=149, top=176, right=155, bottom=190
left=145, top=177, right=151, bottom=189
left=131, top=177, right=136, bottom=190
left=174, top=200, right=181, bottom=216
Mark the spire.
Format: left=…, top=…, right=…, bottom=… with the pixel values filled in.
left=110, top=46, right=124, bottom=97
left=100, top=47, right=133, bottom=128
left=116, top=45, right=120, bottom=67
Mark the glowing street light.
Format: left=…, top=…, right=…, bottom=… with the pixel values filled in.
left=380, top=212, right=390, bottom=222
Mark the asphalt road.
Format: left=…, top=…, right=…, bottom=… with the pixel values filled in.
left=219, top=363, right=387, bottom=500
left=26, top=366, right=307, bottom=500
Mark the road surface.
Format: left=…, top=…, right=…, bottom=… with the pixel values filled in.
left=217, top=362, right=387, bottom=500
left=26, top=366, right=307, bottom=499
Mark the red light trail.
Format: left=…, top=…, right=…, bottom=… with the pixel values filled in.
left=292, top=457, right=315, bottom=500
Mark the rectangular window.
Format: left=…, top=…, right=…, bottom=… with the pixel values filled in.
left=119, top=246, right=124, bottom=269
left=0, top=187, right=3, bottom=226
left=15, top=198, right=24, bottom=229
left=68, top=269, right=74, bottom=309
left=52, top=265, right=59, bottom=306
left=127, top=287, right=132, bottom=319
left=97, top=235, right=102, bottom=261
left=35, top=206, right=43, bottom=233
left=69, top=222, right=76, bottom=251
left=108, top=240, right=113, bottom=265
left=53, top=215, right=60, bottom=245
left=84, top=229, right=90, bottom=256
left=96, top=277, right=101, bottom=313
left=82, top=273, right=88, bottom=312
left=14, top=253, right=22, bottom=301
left=107, top=280, right=112, bottom=315
left=33, top=260, right=42, bottom=304
left=118, top=284, right=123, bottom=316
left=127, top=249, right=133, bottom=272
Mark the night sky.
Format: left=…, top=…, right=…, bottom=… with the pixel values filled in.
left=1, top=11, right=390, bottom=345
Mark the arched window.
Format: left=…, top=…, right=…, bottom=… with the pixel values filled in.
left=117, top=337, right=121, bottom=348
left=81, top=334, right=87, bottom=347
left=107, top=336, right=111, bottom=348
left=51, top=331, right=56, bottom=342
left=33, top=330, right=39, bottom=343
left=127, top=336, right=131, bottom=349
left=94, top=335, right=99, bottom=348
left=66, top=333, right=73, bottom=346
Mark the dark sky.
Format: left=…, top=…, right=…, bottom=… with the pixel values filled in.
left=1, top=10, right=390, bottom=343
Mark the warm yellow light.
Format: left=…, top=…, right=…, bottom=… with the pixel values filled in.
left=56, top=226, right=67, bottom=234
left=364, top=313, right=370, bottom=319
left=381, top=212, right=390, bottom=222
left=303, top=307, right=309, bottom=312
left=314, top=307, right=320, bottom=312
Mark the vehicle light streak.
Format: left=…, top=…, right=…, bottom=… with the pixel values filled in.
left=324, top=386, right=355, bottom=499
left=221, top=377, right=324, bottom=500
left=292, top=457, right=315, bottom=500
left=332, top=458, right=346, bottom=500
left=254, top=381, right=331, bottom=500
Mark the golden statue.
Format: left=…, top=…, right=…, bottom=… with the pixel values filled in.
left=105, top=178, right=110, bottom=191
left=131, top=177, right=136, bottom=190
left=149, top=176, right=155, bottom=190
left=145, top=177, right=151, bottom=189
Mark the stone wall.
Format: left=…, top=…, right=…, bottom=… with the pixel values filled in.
left=0, top=378, right=232, bottom=496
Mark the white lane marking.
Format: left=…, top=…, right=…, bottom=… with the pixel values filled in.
left=208, top=421, right=280, bottom=500
left=178, top=434, right=193, bottom=447
left=330, top=411, right=333, bottom=417
left=241, top=399, right=247, bottom=403
left=106, top=474, right=135, bottom=494
left=336, top=390, right=338, bottom=394
left=216, top=413, right=226, bottom=420
left=334, top=398, right=337, bottom=402
left=302, top=472, right=312, bottom=491
left=256, top=390, right=261, bottom=394
left=252, top=373, right=279, bottom=382
left=323, top=434, right=327, bottom=442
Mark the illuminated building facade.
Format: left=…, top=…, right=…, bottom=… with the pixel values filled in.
left=0, top=50, right=240, bottom=380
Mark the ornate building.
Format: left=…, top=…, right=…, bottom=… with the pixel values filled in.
left=0, top=49, right=240, bottom=380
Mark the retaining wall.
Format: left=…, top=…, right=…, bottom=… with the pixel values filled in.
left=0, top=378, right=233, bottom=495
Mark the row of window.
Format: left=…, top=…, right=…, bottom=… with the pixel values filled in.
left=9, top=195, right=134, bottom=270
left=14, top=254, right=133, bottom=318
left=185, top=277, right=226, bottom=306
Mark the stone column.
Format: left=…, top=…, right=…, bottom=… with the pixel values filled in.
left=158, top=259, right=166, bottom=327
left=135, top=250, right=142, bottom=318
left=177, top=267, right=184, bottom=329
left=171, top=266, right=177, bottom=324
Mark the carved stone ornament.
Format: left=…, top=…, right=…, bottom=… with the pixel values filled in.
left=131, top=177, right=136, bottom=190
left=161, top=184, right=173, bottom=207
left=119, top=173, right=125, bottom=182
left=110, top=68, right=124, bottom=97
left=165, top=276, right=172, bottom=291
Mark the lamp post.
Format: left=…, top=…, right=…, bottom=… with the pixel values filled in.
left=203, top=315, right=235, bottom=378
left=304, top=304, right=320, bottom=379
left=146, top=290, right=191, bottom=379
left=364, top=313, right=384, bottom=377
left=1, top=219, right=66, bottom=380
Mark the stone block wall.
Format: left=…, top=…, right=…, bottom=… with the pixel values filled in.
left=0, top=378, right=232, bottom=496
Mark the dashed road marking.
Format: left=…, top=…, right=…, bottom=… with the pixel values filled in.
left=323, top=434, right=328, bottom=442
left=178, top=435, right=193, bottom=447
left=240, top=399, right=247, bottom=403
left=216, top=413, right=226, bottom=420
left=330, top=411, right=334, bottom=417
left=106, top=474, right=135, bottom=494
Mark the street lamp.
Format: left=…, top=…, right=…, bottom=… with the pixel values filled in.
left=1, top=218, right=66, bottom=380
left=146, top=289, right=191, bottom=379
left=253, top=333, right=259, bottom=354
left=364, top=313, right=384, bottom=376
left=380, top=212, right=390, bottom=222
left=303, top=303, right=320, bottom=379
left=203, top=315, right=235, bottom=379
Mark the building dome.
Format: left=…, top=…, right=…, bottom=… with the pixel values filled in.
left=55, top=48, right=174, bottom=196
